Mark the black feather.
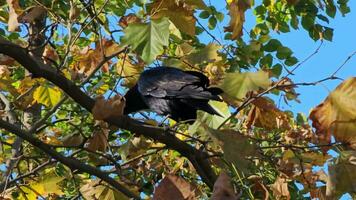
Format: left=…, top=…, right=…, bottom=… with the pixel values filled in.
left=123, top=66, right=224, bottom=121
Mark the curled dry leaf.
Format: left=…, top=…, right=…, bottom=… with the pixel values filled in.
left=6, top=0, right=22, bottom=31
left=224, top=0, right=251, bottom=40
left=92, top=95, right=126, bottom=120
left=270, top=175, right=290, bottom=200
left=211, top=172, right=237, bottom=200
left=309, top=77, right=356, bottom=149
left=86, top=129, right=109, bottom=152
left=246, top=97, right=291, bottom=131
left=119, top=13, right=141, bottom=28
left=153, top=174, right=199, bottom=200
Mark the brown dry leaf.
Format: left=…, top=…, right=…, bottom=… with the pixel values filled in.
left=326, top=151, right=356, bottom=199
left=246, top=97, right=291, bottom=131
left=6, top=0, right=22, bottom=31
left=86, top=129, right=109, bottom=152
left=149, top=0, right=196, bottom=36
left=153, top=174, right=199, bottom=200
left=309, top=78, right=356, bottom=149
left=211, top=172, right=237, bottom=200
left=0, top=54, right=15, bottom=65
left=310, top=186, right=326, bottom=200
left=61, top=133, right=85, bottom=147
left=270, top=175, right=290, bottom=200
left=92, top=95, right=126, bottom=120
left=224, top=0, right=251, bottom=40
left=119, top=13, right=141, bottom=28
left=18, top=6, right=46, bottom=23
left=248, top=176, right=270, bottom=200
left=43, top=45, right=59, bottom=64
left=69, top=4, right=80, bottom=21
left=119, top=136, right=152, bottom=161
left=71, top=40, right=123, bottom=76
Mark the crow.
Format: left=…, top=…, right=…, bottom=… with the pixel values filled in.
left=123, top=66, right=223, bottom=121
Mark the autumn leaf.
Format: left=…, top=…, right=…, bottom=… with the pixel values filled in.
left=6, top=0, right=22, bottom=31
left=119, top=136, right=152, bottom=160
left=33, top=85, right=62, bottom=107
left=309, top=77, right=356, bottom=149
left=80, top=180, right=135, bottom=200
left=210, top=129, right=260, bottom=173
left=61, top=133, right=85, bottom=147
left=92, top=95, right=126, bottom=120
left=121, top=17, right=170, bottom=64
left=185, top=43, right=222, bottom=66
left=148, top=0, right=197, bottom=36
left=86, top=129, right=108, bottom=152
left=116, top=55, right=144, bottom=88
left=211, top=172, right=237, bottom=200
left=246, top=97, right=291, bottom=130
left=224, top=0, right=252, bottom=40
left=220, top=71, right=271, bottom=100
left=270, top=175, right=290, bottom=200
left=153, top=174, right=199, bottom=200
left=326, top=151, right=356, bottom=199
left=71, top=40, right=123, bottom=76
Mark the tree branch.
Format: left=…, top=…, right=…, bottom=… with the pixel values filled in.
left=0, top=36, right=217, bottom=189
left=0, top=119, right=140, bottom=199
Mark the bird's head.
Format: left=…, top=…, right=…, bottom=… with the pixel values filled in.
left=123, top=84, right=149, bottom=114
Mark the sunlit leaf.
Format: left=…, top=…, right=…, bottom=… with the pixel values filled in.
left=220, top=71, right=271, bottom=100
left=33, top=85, right=62, bottom=107
left=121, top=17, right=170, bottom=64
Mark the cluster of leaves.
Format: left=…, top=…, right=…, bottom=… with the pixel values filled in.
left=0, top=0, right=354, bottom=199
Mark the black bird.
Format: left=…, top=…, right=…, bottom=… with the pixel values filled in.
left=123, top=66, right=223, bottom=121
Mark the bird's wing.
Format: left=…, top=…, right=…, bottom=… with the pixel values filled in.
left=138, top=67, right=205, bottom=98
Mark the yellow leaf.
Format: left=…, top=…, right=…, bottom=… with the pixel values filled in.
left=149, top=0, right=197, bottom=36
left=116, top=56, right=144, bottom=88
left=185, top=43, right=222, bottom=66
left=80, top=180, right=136, bottom=200
left=309, top=77, right=356, bottom=149
left=33, top=85, right=62, bottom=107
left=224, top=0, right=251, bottom=40
left=220, top=71, right=271, bottom=100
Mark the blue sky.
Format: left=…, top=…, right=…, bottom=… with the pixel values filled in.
left=199, top=1, right=356, bottom=116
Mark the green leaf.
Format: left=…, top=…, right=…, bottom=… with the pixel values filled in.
left=323, top=27, right=333, bottom=41
left=121, top=17, right=170, bottom=64
left=33, top=85, right=62, bottom=107
left=326, top=3, right=337, bottom=18
left=216, top=12, right=224, bottom=22
left=276, top=46, right=293, bottom=60
left=259, top=54, right=273, bottom=68
left=301, top=15, right=315, bottom=30
left=199, top=10, right=210, bottom=19
left=208, top=16, right=217, bottom=30
left=317, top=14, right=329, bottom=23
left=285, top=56, right=298, bottom=66
left=263, top=39, right=282, bottom=52
left=271, top=63, right=283, bottom=77
left=220, top=71, right=271, bottom=100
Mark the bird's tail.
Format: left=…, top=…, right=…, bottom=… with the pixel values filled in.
left=184, top=99, right=223, bottom=117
